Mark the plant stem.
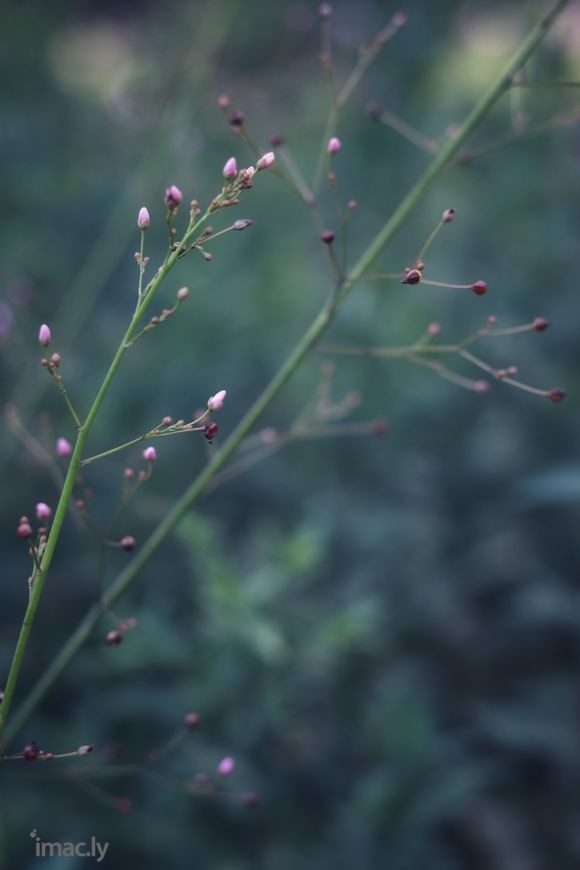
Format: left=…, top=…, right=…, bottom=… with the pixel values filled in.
left=2, top=0, right=568, bottom=748
left=0, top=208, right=213, bottom=750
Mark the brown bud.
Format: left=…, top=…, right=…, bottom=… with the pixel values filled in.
left=401, top=268, right=422, bottom=285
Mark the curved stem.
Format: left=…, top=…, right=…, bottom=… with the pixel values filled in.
left=2, top=0, right=568, bottom=748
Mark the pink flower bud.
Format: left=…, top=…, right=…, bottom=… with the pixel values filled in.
left=208, top=389, right=227, bottom=411
left=427, top=322, right=441, bottom=336
left=327, top=137, right=341, bottom=154
left=217, top=756, right=235, bottom=776
left=38, top=324, right=51, bottom=347
left=217, top=94, right=231, bottom=109
left=121, top=535, right=136, bottom=551
left=177, top=287, right=189, bottom=302
left=17, top=518, right=33, bottom=539
left=184, top=712, right=201, bottom=728
left=256, top=152, right=275, bottom=170
left=164, top=185, right=183, bottom=209
left=56, top=437, right=73, bottom=458
left=137, top=207, right=150, bottom=230
left=78, top=744, right=93, bottom=756
left=143, top=446, right=157, bottom=462
left=223, top=156, right=238, bottom=180
left=36, top=502, right=52, bottom=521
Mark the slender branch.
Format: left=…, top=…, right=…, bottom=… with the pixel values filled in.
left=3, top=0, right=568, bottom=747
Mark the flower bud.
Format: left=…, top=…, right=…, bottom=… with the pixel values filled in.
left=327, top=137, right=341, bottom=154
left=471, top=280, right=487, bottom=296
left=319, top=3, right=332, bottom=18
left=233, top=218, right=254, bottom=231
left=137, top=207, right=150, bottom=230
left=256, top=151, right=275, bottom=170
left=401, top=268, right=422, bottom=285
left=143, top=446, right=157, bottom=462
left=50, top=353, right=61, bottom=367
left=106, top=630, right=123, bottom=646
left=121, top=535, right=136, bottom=552
left=208, top=389, right=227, bottom=411
left=23, top=741, right=40, bottom=761
left=56, top=437, right=73, bottom=458
left=532, top=317, right=549, bottom=332
left=320, top=230, right=335, bottom=245
left=38, top=324, right=51, bottom=347
left=217, top=94, right=231, bottom=109
left=177, top=286, right=189, bottom=302
left=36, top=502, right=52, bottom=521
left=217, top=756, right=235, bottom=776
left=548, top=387, right=566, bottom=403
left=203, top=422, right=219, bottom=443
left=427, top=322, right=441, bottom=336
left=474, top=380, right=491, bottom=394
left=164, top=185, right=183, bottom=210
left=17, top=518, right=33, bottom=539
left=442, top=208, right=456, bottom=223
left=223, top=156, right=238, bottom=180
left=184, top=712, right=201, bottom=728
left=270, top=133, right=284, bottom=147
left=78, top=745, right=93, bottom=756
left=229, top=111, right=244, bottom=128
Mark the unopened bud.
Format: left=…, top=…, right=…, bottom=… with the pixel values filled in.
left=327, top=137, right=341, bottom=154
left=223, top=156, right=238, bottom=180
left=548, top=387, right=566, bottom=403
left=78, top=745, right=93, bottom=756
left=319, top=3, right=332, bottom=18
left=124, top=467, right=134, bottom=479
left=532, top=317, right=549, bottom=332
left=23, top=741, right=40, bottom=761
left=36, top=502, right=52, bottom=521
left=162, top=416, right=173, bottom=426
left=320, top=230, right=335, bottom=245
left=164, top=185, right=183, bottom=210
left=392, top=12, right=408, bottom=28
left=17, top=518, right=33, bottom=539
left=208, top=389, right=227, bottom=411
left=56, top=437, right=73, bottom=458
left=401, top=268, right=422, bottom=285
left=50, top=352, right=61, bottom=367
left=203, top=422, right=219, bottom=443
left=270, top=133, right=284, bottom=147
left=256, top=151, right=275, bottom=170
left=120, top=535, right=136, bottom=552
left=106, top=630, right=123, bottom=646
left=474, top=380, right=491, bottom=394
left=427, top=322, right=441, bottom=336
left=177, top=286, right=189, bottom=302
left=471, top=280, right=487, bottom=296
left=442, top=208, right=456, bottom=223
left=229, top=111, right=244, bottom=128
left=217, top=756, right=235, bottom=776
left=217, top=94, right=231, bottom=109
left=137, top=207, right=150, bottom=230
left=143, top=446, right=157, bottom=462
left=184, top=712, right=201, bottom=728
left=38, top=324, right=51, bottom=347
left=233, top=218, right=254, bottom=231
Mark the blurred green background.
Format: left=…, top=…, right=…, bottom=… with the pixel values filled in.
left=1, top=0, right=580, bottom=867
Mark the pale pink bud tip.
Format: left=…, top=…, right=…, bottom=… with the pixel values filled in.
left=256, top=152, right=275, bottom=170
left=427, top=322, right=441, bottom=336
left=217, top=94, right=231, bottom=109
left=78, top=744, right=93, bottom=756
left=38, top=324, right=52, bottom=347
left=143, top=446, right=157, bottom=462
left=56, top=437, right=73, bottom=458
left=327, top=137, right=341, bottom=154
left=217, top=756, right=235, bottom=776
left=164, top=185, right=183, bottom=209
left=223, top=156, right=238, bottom=180
left=137, top=207, right=150, bottom=230
left=208, top=389, right=227, bottom=411
left=177, top=287, right=189, bottom=302
left=36, top=502, right=52, bottom=521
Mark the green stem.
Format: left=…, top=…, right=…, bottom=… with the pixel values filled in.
left=2, top=0, right=568, bottom=748
left=0, top=208, right=213, bottom=751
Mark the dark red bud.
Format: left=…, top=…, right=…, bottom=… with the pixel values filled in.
left=17, top=520, right=33, bottom=539
left=106, top=630, right=123, bottom=646
left=548, top=387, right=566, bottom=403
left=471, top=280, right=487, bottom=296
left=23, top=741, right=40, bottom=761
left=401, top=269, right=422, bottom=285
left=270, top=133, right=285, bottom=147
left=203, top=422, right=219, bottom=443
left=320, top=230, right=335, bottom=245
left=532, top=317, right=550, bottom=332
left=120, top=535, right=136, bottom=552
left=229, top=111, right=244, bottom=128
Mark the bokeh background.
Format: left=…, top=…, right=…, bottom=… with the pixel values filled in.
left=1, top=0, right=580, bottom=867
